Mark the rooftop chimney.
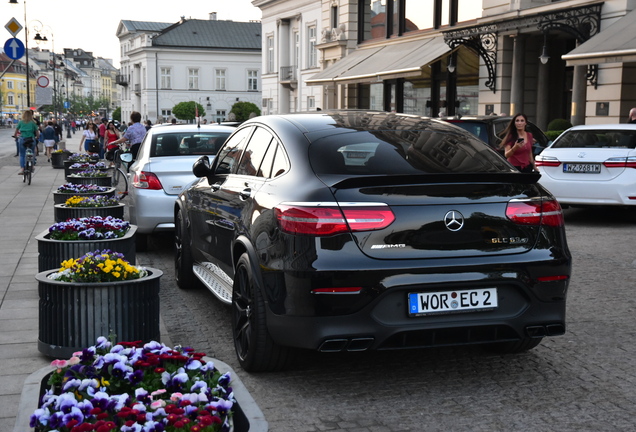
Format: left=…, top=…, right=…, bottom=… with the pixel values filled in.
left=209, top=12, right=217, bottom=20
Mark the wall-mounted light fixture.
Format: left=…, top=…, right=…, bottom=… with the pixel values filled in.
left=539, top=32, right=550, bottom=65
left=447, top=54, right=456, bottom=74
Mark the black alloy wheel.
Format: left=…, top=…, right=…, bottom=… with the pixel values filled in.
left=232, top=253, right=292, bottom=372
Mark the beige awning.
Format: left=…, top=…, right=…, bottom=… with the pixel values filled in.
left=307, top=36, right=450, bottom=85
left=563, top=9, right=636, bottom=66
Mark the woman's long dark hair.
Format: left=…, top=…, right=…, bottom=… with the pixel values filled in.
left=499, top=113, right=528, bottom=150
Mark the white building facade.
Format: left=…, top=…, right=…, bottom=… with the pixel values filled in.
left=116, top=17, right=262, bottom=124
left=254, top=0, right=323, bottom=114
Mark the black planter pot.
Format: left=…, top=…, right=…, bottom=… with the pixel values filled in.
left=36, top=268, right=163, bottom=359
left=66, top=175, right=112, bottom=187
left=50, top=152, right=71, bottom=169
left=53, top=186, right=116, bottom=204
left=53, top=202, right=125, bottom=222
left=35, top=225, right=137, bottom=272
left=64, top=157, right=100, bottom=176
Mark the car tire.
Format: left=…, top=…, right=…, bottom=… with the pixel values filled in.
left=232, top=253, right=292, bottom=372
left=174, top=209, right=199, bottom=290
left=484, top=337, right=543, bottom=354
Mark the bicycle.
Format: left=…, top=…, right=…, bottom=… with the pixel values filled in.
left=23, top=148, right=34, bottom=185
left=111, top=144, right=133, bottom=199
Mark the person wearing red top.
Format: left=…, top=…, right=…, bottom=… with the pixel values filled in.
left=98, top=118, right=108, bottom=159
left=104, top=121, right=122, bottom=164
left=499, top=113, right=538, bottom=173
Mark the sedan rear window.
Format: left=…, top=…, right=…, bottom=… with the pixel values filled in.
left=308, top=129, right=510, bottom=175
left=150, top=132, right=231, bottom=157
left=552, top=130, right=636, bottom=149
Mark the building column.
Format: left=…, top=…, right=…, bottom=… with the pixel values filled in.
left=510, top=34, right=525, bottom=115
left=571, top=65, right=587, bottom=125
left=536, top=62, right=549, bottom=130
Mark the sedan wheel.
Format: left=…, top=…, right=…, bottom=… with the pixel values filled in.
left=232, top=253, right=292, bottom=372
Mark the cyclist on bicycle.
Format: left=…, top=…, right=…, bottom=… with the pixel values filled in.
left=14, top=110, right=39, bottom=175
left=108, top=111, right=146, bottom=160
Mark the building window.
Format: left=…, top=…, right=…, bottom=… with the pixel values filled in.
left=7, top=81, right=13, bottom=89
left=7, top=94, right=14, bottom=105
left=331, top=5, right=339, bottom=29
left=267, top=36, right=274, bottom=73
left=161, top=109, right=172, bottom=119
left=160, top=68, right=171, bottom=89
left=307, top=96, right=315, bottom=110
left=188, top=68, right=199, bottom=90
left=215, top=110, right=226, bottom=123
left=307, top=25, right=317, bottom=68
left=215, top=69, right=226, bottom=90
left=247, top=70, right=258, bottom=91
left=294, top=31, right=300, bottom=67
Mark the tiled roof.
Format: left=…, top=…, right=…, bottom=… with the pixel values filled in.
left=120, top=20, right=173, bottom=33
left=153, top=19, right=261, bottom=51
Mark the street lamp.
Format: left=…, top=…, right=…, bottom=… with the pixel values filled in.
left=9, top=0, right=31, bottom=108
left=31, top=21, right=58, bottom=118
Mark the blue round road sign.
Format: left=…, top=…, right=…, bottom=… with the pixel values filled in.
left=4, top=38, right=25, bottom=60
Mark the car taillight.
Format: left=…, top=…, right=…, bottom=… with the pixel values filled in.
left=132, top=171, right=163, bottom=190
left=506, top=198, right=564, bottom=227
left=275, top=203, right=395, bottom=236
left=603, top=156, right=636, bottom=168
left=535, top=155, right=561, bottom=167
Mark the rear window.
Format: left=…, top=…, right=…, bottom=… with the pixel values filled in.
left=552, top=130, right=636, bottom=149
left=448, top=121, right=490, bottom=144
left=308, top=129, right=510, bottom=176
left=150, top=132, right=231, bottom=157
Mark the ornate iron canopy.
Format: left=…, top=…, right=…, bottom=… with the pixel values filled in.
left=443, top=3, right=602, bottom=92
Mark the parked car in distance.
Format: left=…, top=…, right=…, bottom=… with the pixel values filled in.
left=535, top=124, right=636, bottom=207
left=441, top=115, right=550, bottom=155
left=127, top=123, right=236, bottom=250
left=175, top=110, right=571, bottom=372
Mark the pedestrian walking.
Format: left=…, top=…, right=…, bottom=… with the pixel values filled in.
left=41, top=121, right=59, bottom=162
left=499, top=113, right=538, bottom=173
left=108, top=111, right=146, bottom=160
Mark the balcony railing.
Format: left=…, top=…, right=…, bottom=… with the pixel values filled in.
left=280, top=66, right=296, bottom=82
left=115, top=74, right=128, bottom=86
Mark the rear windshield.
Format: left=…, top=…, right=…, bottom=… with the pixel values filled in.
left=308, top=129, right=510, bottom=176
left=150, top=132, right=231, bottom=157
left=448, top=121, right=490, bottom=144
left=552, top=130, right=636, bottom=149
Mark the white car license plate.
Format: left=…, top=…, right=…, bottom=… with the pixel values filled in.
left=408, top=288, right=497, bottom=316
left=563, top=163, right=601, bottom=173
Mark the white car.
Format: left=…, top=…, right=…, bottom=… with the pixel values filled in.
left=127, top=123, right=236, bottom=249
left=536, top=124, right=636, bottom=206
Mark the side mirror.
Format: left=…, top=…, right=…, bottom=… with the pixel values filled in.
left=192, top=155, right=212, bottom=178
left=120, top=153, right=134, bottom=163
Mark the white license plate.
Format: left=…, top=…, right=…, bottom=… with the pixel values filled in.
left=563, top=163, right=601, bottom=173
left=408, top=288, right=497, bottom=316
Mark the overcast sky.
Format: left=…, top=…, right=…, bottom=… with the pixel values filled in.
left=1, top=0, right=262, bottom=67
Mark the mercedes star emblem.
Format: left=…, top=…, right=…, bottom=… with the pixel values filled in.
left=444, top=210, right=465, bottom=232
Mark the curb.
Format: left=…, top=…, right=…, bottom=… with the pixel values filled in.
left=14, top=357, right=268, bottom=432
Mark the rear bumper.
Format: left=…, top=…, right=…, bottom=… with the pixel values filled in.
left=128, top=189, right=178, bottom=233
left=539, top=173, right=636, bottom=206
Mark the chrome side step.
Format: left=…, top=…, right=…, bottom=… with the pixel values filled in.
left=193, top=262, right=234, bottom=304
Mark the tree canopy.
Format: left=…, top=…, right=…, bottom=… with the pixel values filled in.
left=229, top=102, right=261, bottom=122
left=172, top=101, right=206, bottom=121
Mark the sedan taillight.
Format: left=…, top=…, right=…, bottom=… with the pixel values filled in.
left=132, top=171, right=163, bottom=190
left=603, top=156, right=636, bottom=169
left=275, top=203, right=395, bottom=236
left=506, top=198, right=564, bottom=227
left=535, top=155, right=561, bottom=167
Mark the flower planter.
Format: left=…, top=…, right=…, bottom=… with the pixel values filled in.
left=15, top=357, right=268, bottom=432
left=35, top=225, right=137, bottom=272
left=66, top=175, right=112, bottom=187
left=50, top=152, right=71, bottom=169
left=52, top=186, right=116, bottom=204
left=36, top=268, right=163, bottom=359
left=53, top=202, right=124, bottom=222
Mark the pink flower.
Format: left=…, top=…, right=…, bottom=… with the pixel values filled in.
left=151, top=389, right=167, bottom=399
left=170, top=392, right=183, bottom=402
left=51, top=359, right=68, bottom=369
left=68, top=356, right=81, bottom=365
left=150, top=400, right=166, bottom=410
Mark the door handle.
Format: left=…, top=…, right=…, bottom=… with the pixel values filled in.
left=239, top=188, right=251, bottom=200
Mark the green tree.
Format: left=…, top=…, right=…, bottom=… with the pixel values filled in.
left=112, top=107, right=121, bottom=122
left=172, top=101, right=206, bottom=121
left=230, top=101, right=261, bottom=121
